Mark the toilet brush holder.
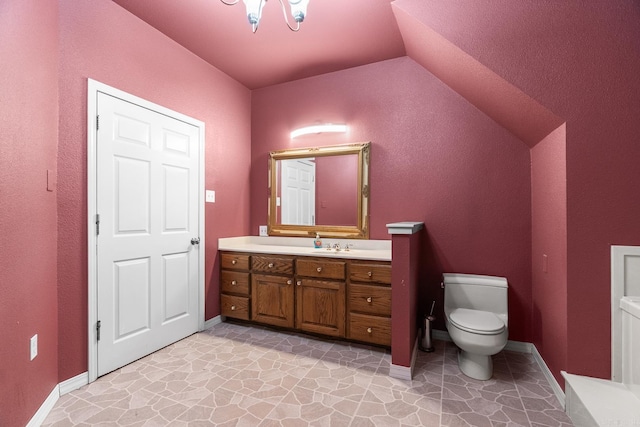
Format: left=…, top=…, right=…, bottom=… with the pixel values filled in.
left=419, top=315, right=436, bottom=352
left=419, top=300, right=436, bottom=352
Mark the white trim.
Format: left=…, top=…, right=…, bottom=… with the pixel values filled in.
left=433, top=329, right=534, bottom=354
left=26, top=385, right=59, bottom=427
left=434, top=328, right=564, bottom=407
left=433, top=328, right=452, bottom=342
left=610, top=245, right=640, bottom=382
left=59, top=372, right=89, bottom=396
left=204, top=315, right=223, bottom=330
left=87, top=78, right=206, bottom=383
left=532, top=345, right=565, bottom=408
left=389, top=363, right=413, bottom=380
left=389, top=337, right=419, bottom=380
left=504, top=339, right=532, bottom=353
left=385, top=221, right=424, bottom=235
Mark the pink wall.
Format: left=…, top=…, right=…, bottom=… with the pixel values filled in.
left=394, top=0, right=640, bottom=381
left=251, top=57, right=533, bottom=342
left=531, top=125, right=567, bottom=385
left=0, top=1, right=59, bottom=425
left=390, top=231, right=422, bottom=367
left=57, top=0, right=251, bottom=381
left=315, top=155, right=358, bottom=226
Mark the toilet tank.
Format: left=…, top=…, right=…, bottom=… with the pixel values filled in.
left=443, top=273, right=508, bottom=323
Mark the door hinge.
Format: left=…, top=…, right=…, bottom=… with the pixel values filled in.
left=96, top=214, right=100, bottom=235
left=96, top=114, right=100, bottom=131
left=96, top=320, right=101, bottom=341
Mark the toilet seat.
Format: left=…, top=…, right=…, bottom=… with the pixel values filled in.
left=448, top=308, right=505, bottom=335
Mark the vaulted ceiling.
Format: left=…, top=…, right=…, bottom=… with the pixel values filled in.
left=112, top=0, right=406, bottom=89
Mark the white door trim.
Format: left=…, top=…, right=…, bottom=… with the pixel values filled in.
left=87, top=79, right=205, bottom=383
left=611, top=245, right=640, bottom=382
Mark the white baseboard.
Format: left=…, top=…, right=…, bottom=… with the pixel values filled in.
left=389, top=363, right=413, bottom=380
left=203, top=315, right=222, bottom=330
left=389, top=337, right=419, bottom=380
left=434, top=329, right=533, bottom=354
left=26, top=385, right=58, bottom=427
left=59, top=371, right=89, bottom=395
left=433, top=329, right=452, bottom=342
left=532, top=345, right=565, bottom=408
left=433, top=329, right=565, bottom=408
left=504, top=339, right=533, bottom=353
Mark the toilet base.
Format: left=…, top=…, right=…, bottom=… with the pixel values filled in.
left=458, top=350, right=493, bottom=380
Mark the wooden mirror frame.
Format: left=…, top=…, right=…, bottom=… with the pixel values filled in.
left=268, top=142, right=370, bottom=239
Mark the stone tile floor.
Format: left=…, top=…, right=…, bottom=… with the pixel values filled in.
left=43, top=322, right=573, bottom=426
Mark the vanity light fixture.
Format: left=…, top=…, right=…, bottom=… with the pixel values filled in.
left=220, top=0, right=310, bottom=33
left=290, top=124, right=348, bottom=139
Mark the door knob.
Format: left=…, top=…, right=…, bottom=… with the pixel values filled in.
left=191, top=237, right=200, bottom=245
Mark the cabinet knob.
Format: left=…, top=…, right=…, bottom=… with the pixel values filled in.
left=367, top=271, right=373, bottom=277
left=268, top=262, right=274, bottom=268
left=231, top=259, right=237, bottom=265
left=317, top=267, right=323, bottom=273
left=366, top=297, right=372, bottom=303
left=231, top=305, right=236, bottom=311
left=231, top=280, right=237, bottom=286
left=367, top=327, right=372, bottom=334
left=297, top=281, right=302, bottom=286
left=287, top=279, right=292, bottom=285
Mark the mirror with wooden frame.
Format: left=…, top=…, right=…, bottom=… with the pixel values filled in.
left=268, top=142, right=370, bottom=239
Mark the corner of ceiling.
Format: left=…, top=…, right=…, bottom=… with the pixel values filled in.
left=390, top=0, right=564, bottom=149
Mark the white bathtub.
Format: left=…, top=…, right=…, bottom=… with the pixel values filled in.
left=563, top=296, right=640, bottom=426
left=621, top=296, right=640, bottom=401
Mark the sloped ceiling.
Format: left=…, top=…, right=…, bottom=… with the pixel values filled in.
left=391, top=0, right=563, bottom=147
left=112, top=0, right=406, bottom=89
left=112, top=0, right=563, bottom=145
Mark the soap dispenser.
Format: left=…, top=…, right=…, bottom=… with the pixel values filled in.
left=313, top=233, right=322, bottom=248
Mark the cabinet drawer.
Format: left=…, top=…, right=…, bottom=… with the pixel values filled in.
left=252, top=255, right=294, bottom=275
left=221, top=294, right=250, bottom=320
left=221, top=271, right=250, bottom=295
left=296, top=258, right=346, bottom=280
left=221, top=252, right=250, bottom=271
left=348, top=283, right=391, bottom=316
left=349, top=313, right=391, bottom=347
left=349, top=262, right=391, bottom=285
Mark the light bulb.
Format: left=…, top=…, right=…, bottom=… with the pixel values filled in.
left=288, top=0, right=309, bottom=23
left=243, top=0, right=265, bottom=32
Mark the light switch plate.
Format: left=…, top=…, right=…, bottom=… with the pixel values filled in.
left=30, top=334, right=38, bottom=361
left=205, top=190, right=215, bottom=203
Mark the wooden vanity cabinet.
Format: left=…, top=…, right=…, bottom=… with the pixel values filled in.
left=295, top=258, right=346, bottom=337
left=220, top=253, right=251, bottom=320
left=251, top=255, right=295, bottom=328
left=347, top=261, right=392, bottom=346
left=219, top=251, right=391, bottom=347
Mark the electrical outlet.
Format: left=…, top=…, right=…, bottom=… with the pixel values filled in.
left=30, top=334, right=38, bottom=361
left=259, top=225, right=268, bottom=236
left=205, top=190, right=215, bottom=203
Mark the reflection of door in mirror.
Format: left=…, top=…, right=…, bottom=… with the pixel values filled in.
left=280, top=158, right=316, bottom=226
left=315, top=155, right=358, bottom=226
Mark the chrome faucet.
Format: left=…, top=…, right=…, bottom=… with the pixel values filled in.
left=333, top=243, right=341, bottom=251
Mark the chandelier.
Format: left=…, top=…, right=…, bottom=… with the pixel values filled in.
left=220, top=0, right=310, bottom=33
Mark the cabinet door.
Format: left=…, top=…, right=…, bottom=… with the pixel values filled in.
left=296, top=279, right=345, bottom=337
left=252, top=274, right=294, bottom=328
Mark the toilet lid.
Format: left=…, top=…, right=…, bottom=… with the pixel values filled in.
left=448, top=308, right=505, bottom=334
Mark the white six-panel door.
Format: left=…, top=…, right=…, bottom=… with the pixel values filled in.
left=281, top=159, right=315, bottom=226
left=95, top=91, right=201, bottom=376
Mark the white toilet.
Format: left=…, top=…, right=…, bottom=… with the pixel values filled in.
left=443, top=273, right=509, bottom=380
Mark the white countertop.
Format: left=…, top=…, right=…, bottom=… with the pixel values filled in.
left=218, top=236, right=392, bottom=261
